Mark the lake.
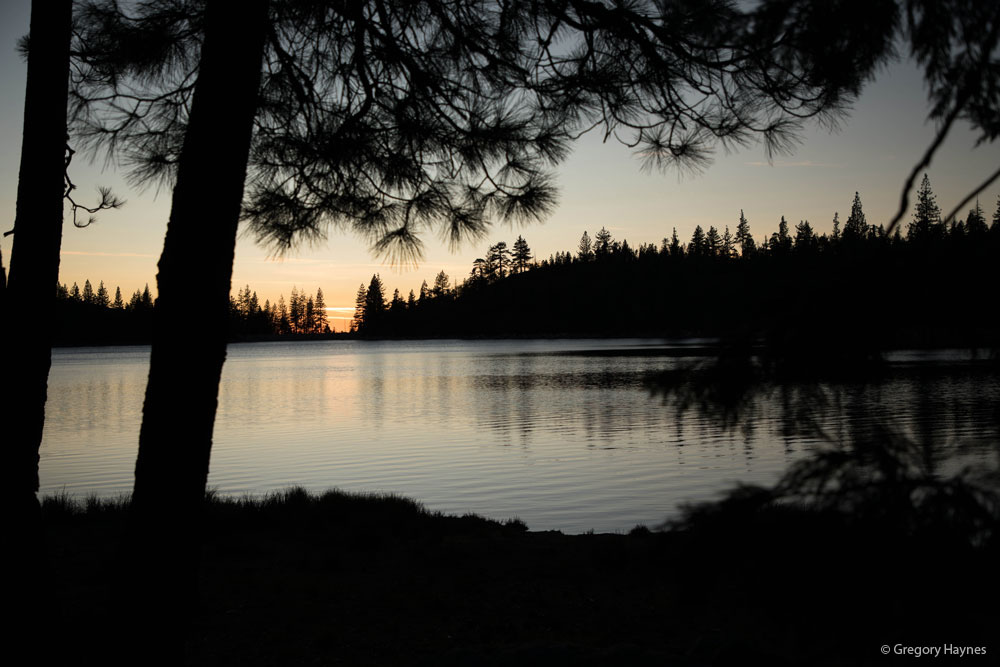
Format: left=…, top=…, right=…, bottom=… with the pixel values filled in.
left=39, top=339, right=1000, bottom=533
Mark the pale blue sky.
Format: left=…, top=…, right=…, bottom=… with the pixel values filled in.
left=2, top=2, right=998, bottom=330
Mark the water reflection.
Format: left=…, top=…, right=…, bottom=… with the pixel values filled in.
left=650, top=353, right=1000, bottom=546
left=648, top=355, right=1000, bottom=452
left=38, top=341, right=1000, bottom=533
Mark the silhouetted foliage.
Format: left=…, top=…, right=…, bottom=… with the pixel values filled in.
left=47, top=279, right=334, bottom=344
left=350, top=184, right=998, bottom=348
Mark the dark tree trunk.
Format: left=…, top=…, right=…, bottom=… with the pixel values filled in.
left=123, top=0, right=268, bottom=660
left=0, top=0, right=73, bottom=657
left=2, top=0, right=71, bottom=511
left=2, top=0, right=72, bottom=544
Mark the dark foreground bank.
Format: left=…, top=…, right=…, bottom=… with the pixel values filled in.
left=38, top=488, right=998, bottom=666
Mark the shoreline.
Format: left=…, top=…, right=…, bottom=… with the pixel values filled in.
left=39, top=487, right=999, bottom=665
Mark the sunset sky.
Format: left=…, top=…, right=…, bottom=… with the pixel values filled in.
left=2, top=2, right=999, bottom=331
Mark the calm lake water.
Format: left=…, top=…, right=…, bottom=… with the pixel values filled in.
left=39, top=339, right=1000, bottom=532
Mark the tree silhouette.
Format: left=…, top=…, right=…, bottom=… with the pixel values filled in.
left=1, top=0, right=72, bottom=540
left=908, top=174, right=942, bottom=242
left=965, top=200, right=987, bottom=237
left=352, top=283, right=366, bottom=332
left=364, top=274, right=387, bottom=333
left=304, top=296, right=315, bottom=333
left=844, top=192, right=868, bottom=242
left=487, top=241, right=511, bottom=280
left=432, top=271, right=451, bottom=299
left=314, top=288, right=328, bottom=333
left=0, top=0, right=72, bottom=651
left=735, top=210, right=756, bottom=257
left=70, top=0, right=907, bottom=475
left=96, top=280, right=110, bottom=307
left=705, top=226, right=721, bottom=258
left=794, top=220, right=817, bottom=253
left=774, top=216, right=792, bottom=255
left=66, top=0, right=914, bottom=652
left=512, top=235, right=532, bottom=273
left=668, top=228, right=683, bottom=259
left=689, top=225, right=706, bottom=257
left=887, top=0, right=1000, bottom=230
left=594, top=227, right=613, bottom=259
left=578, top=231, right=594, bottom=262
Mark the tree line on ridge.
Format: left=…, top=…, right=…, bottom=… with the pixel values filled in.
left=353, top=176, right=1000, bottom=348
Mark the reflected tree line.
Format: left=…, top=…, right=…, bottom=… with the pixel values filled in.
left=355, top=175, right=1000, bottom=347
left=647, top=353, right=1000, bottom=657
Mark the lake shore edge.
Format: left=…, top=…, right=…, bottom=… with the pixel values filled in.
left=39, top=487, right=998, bottom=666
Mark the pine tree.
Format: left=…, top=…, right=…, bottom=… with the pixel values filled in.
left=470, top=258, right=489, bottom=280
left=82, top=279, right=95, bottom=304
left=96, top=280, right=110, bottom=307
left=288, top=286, right=301, bottom=333
left=314, top=288, right=328, bottom=333
left=908, top=175, right=940, bottom=242
left=778, top=216, right=791, bottom=249
left=669, top=228, right=683, bottom=258
left=390, top=288, right=405, bottom=315
left=705, top=226, right=721, bottom=257
left=364, top=274, right=386, bottom=332
left=127, top=289, right=142, bottom=310
left=735, top=210, right=755, bottom=257
left=70, top=282, right=81, bottom=301
left=407, top=290, right=417, bottom=309
left=578, top=231, right=593, bottom=261
left=594, top=227, right=613, bottom=259
left=844, top=193, right=867, bottom=242
left=304, top=296, right=315, bottom=333
left=487, top=241, right=511, bottom=278
left=113, top=286, right=124, bottom=309
left=689, top=226, right=706, bottom=257
left=794, top=220, right=816, bottom=252
left=721, top=226, right=735, bottom=259
left=2, top=0, right=74, bottom=549
left=277, top=295, right=290, bottom=334
left=831, top=212, right=841, bottom=241
left=512, top=235, right=532, bottom=273
left=432, top=270, right=451, bottom=298
left=140, top=284, right=153, bottom=309
left=352, top=284, right=367, bottom=332
left=66, top=3, right=913, bottom=643
left=965, top=200, right=987, bottom=236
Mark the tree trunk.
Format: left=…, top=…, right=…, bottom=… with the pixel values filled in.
left=2, top=0, right=72, bottom=512
left=124, top=0, right=268, bottom=659
left=0, top=0, right=72, bottom=657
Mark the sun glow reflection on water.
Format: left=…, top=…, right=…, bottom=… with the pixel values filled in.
left=38, top=340, right=999, bottom=533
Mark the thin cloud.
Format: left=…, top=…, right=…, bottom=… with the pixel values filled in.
left=744, top=160, right=843, bottom=168
left=61, top=250, right=156, bottom=258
